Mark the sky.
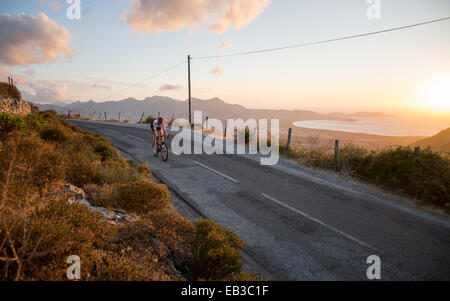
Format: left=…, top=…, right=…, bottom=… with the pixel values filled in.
left=0, top=0, right=449, bottom=120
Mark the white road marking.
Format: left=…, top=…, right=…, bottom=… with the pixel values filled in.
left=193, top=160, right=239, bottom=184
left=261, top=193, right=380, bottom=252
left=104, top=129, right=120, bottom=133
left=127, top=134, right=145, bottom=142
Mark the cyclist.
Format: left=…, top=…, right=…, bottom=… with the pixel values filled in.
left=151, top=117, right=170, bottom=155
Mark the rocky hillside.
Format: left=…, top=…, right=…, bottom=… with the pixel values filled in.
left=0, top=81, right=31, bottom=116
left=0, top=98, right=32, bottom=116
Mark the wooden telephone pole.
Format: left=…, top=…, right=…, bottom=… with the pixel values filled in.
left=187, top=55, right=192, bottom=126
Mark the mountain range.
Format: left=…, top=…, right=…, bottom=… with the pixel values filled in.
left=36, top=96, right=368, bottom=128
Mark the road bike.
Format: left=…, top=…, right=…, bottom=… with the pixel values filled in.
left=153, top=131, right=170, bottom=161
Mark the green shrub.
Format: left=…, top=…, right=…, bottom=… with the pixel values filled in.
left=137, top=163, right=152, bottom=176
left=188, top=219, right=244, bottom=280
left=143, top=115, right=156, bottom=124
left=94, top=144, right=116, bottom=161
left=144, top=210, right=195, bottom=255
left=66, top=153, right=99, bottom=187
left=24, top=113, right=45, bottom=132
left=40, top=127, right=69, bottom=143
left=87, top=180, right=171, bottom=215
left=95, top=159, right=148, bottom=184
left=0, top=113, right=24, bottom=136
left=40, top=110, right=58, bottom=121
left=3, top=136, right=65, bottom=191
left=361, top=147, right=450, bottom=206
left=115, top=180, right=171, bottom=214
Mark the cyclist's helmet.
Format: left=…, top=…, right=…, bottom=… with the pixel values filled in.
left=158, top=117, right=163, bottom=123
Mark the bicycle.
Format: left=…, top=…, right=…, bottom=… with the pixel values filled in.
left=153, top=131, right=170, bottom=161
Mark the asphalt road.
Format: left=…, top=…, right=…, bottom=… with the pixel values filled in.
left=69, top=119, right=450, bottom=280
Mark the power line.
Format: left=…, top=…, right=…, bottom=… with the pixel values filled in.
left=192, top=16, right=450, bottom=60
left=77, top=59, right=187, bottom=112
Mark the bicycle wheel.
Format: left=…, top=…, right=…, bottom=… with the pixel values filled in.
left=160, top=142, right=169, bottom=161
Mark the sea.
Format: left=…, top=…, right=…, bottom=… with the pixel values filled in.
left=294, top=116, right=449, bottom=137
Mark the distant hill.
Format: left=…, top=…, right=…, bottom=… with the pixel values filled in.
left=412, top=127, right=450, bottom=153
left=34, top=96, right=354, bottom=128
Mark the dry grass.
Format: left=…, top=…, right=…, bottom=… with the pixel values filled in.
left=0, top=110, right=253, bottom=281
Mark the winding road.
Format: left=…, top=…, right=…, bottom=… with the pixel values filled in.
left=69, top=119, right=450, bottom=281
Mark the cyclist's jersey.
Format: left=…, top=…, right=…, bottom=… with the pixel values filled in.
left=152, top=120, right=166, bottom=132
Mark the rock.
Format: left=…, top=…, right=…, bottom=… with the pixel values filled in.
left=63, top=184, right=86, bottom=199
left=0, top=98, right=31, bottom=116
left=62, top=183, right=138, bottom=224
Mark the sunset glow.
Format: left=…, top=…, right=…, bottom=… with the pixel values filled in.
left=419, top=76, right=450, bottom=111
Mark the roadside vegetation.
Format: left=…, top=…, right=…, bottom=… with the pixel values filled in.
left=279, top=142, right=450, bottom=211
left=0, top=109, right=254, bottom=281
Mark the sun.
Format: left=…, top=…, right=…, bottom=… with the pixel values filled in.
left=419, top=76, right=450, bottom=111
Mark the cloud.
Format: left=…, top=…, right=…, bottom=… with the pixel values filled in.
left=0, top=64, right=12, bottom=81
left=122, top=0, right=270, bottom=34
left=219, top=41, right=232, bottom=51
left=0, top=13, right=74, bottom=66
left=37, top=0, right=64, bottom=11
left=67, top=73, right=149, bottom=88
left=0, top=64, right=27, bottom=85
left=210, top=67, right=223, bottom=76
left=159, top=83, right=183, bottom=91
left=92, top=83, right=112, bottom=90
left=23, top=80, right=69, bottom=103
left=24, top=69, right=36, bottom=78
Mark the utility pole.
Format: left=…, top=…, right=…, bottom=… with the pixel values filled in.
left=187, top=55, right=192, bottom=127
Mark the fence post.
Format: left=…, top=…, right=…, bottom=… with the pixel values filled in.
left=224, top=120, right=227, bottom=138
left=414, top=146, right=421, bottom=154
left=68, top=110, right=71, bottom=118
left=286, top=128, right=292, bottom=151
left=104, top=112, right=107, bottom=120
left=334, top=139, right=339, bottom=159
left=118, top=112, right=121, bottom=122
left=139, top=112, right=145, bottom=123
